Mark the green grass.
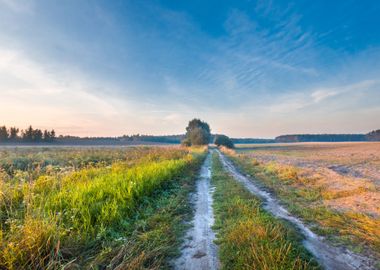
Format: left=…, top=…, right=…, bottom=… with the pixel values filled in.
left=0, top=147, right=206, bottom=269
left=224, top=151, right=380, bottom=260
left=211, top=152, right=320, bottom=270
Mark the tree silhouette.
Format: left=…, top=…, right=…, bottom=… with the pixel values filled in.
left=0, top=126, right=9, bottom=142
left=182, top=119, right=211, bottom=146
left=9, top=127, right=19, bottom=141
left=214, top=134, right=234, bottom=149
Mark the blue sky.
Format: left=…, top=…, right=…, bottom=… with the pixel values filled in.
left=0, top=0, right=379, bottom=137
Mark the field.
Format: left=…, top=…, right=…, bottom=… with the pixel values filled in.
left=228, top=142, right=380, bottom=263
left=1, top=144, right=379, bottom=270
left=235, top=142, right=380, bottom=216
left=0, top=146, right=206, bottom=269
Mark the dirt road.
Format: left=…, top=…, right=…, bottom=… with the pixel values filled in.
left=217, top=150, right=376, bottom=270
left=174, top=153, right=219, bottom=270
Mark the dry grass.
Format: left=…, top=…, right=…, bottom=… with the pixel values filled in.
left=224, top=143, right=380, bottom=260
left=212, top=153, right=319, bottom=270
left=236, top=142, right=380, bottom=217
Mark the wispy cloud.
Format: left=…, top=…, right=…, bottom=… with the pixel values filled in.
left=311, top=80, right=379, bottom=103
left=190, top=7, right=320, bottom=107
left=0, top=0, right=34, bottom=13
left=311, top=89, right=339, bottom=103
left=267, top=79, right=380, bottom=114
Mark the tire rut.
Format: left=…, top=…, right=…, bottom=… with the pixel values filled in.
left=217, top=150, right=376, bottom=270
left=174, top=152, right=219, bottom=270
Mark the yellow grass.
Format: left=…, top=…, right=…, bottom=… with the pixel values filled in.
left=223, top=143, right=380, bottom=259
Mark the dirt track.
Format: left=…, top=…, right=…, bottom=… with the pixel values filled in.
left=174, top=153, right=219, bottom=270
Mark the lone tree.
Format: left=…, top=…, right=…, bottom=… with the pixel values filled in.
left=182, top=119, right=211, bottom=146
left=214, top=134, right=234, bottom=149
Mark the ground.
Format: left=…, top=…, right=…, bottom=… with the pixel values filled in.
left=1, top=144, right=379, bottom=269
left=228, top=142, right=380, bottom=265
left=235, top=142, right=380, bottom=217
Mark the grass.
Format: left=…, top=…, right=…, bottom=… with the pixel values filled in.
left=0, top=146, right=206, bottom=269
left=223, top=149, right=380, bottom=260
left=0, top=146, right=191, bottom=182
left=211, top=152, right=320, bottom=270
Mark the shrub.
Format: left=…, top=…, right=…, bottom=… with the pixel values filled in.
left=181, top=138, right=191, bottom=147
left=214, top=134, right=234, bottom=149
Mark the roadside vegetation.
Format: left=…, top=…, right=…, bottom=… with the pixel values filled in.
left=211, top=152, right=319, bottom=270
left=222, top=148, right=380, bottom=261
left=0, top=146, right=206, bottom=269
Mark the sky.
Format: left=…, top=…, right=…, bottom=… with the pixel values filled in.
left=0, top=0, right=379, bottom=138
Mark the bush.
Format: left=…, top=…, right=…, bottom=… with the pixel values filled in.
left=214, top=135, right=234, bottom=149
left=181, top=138, right=191, bottom=147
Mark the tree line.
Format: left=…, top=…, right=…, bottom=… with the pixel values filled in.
left=0, top=125, right=56, bottom=143
left=275, top=130, right=380, bottom=143
left=366, top=129, right=380, bottom=141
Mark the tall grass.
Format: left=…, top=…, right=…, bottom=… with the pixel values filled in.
left=0, top=147, right=205, bottom=269
left=0, top=146, right=188, bottom=179
left=211, top=153, right=319, bottom=270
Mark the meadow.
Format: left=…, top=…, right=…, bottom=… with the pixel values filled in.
left=0, top=146, right=206, bottom=269
left=225, top=143, right=380, bottom=264
left=1, top=143, right=378, bottom=270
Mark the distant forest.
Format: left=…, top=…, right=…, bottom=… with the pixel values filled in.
left=275, top=130, right=380, bottom=142
left=0, top=125, right=183, bottom=145
left=230, top=138, right=275, bottom=144
left=366, top=130, right=380, bottom=141
left=0, top=125, right=379, bottom=144
left=0, top=125, right=56, bottom=143
left=57, top=134, right=184, bottom=145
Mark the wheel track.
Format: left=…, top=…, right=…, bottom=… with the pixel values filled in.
left=217, top=150, right=376, bottom=270
left=174, top=152, right=219, bottom=270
